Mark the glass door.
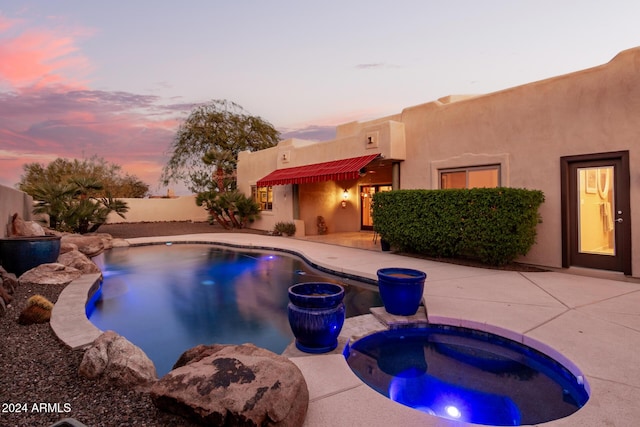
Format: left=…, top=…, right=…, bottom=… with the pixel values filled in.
left=562, top=152, right=631, bottom=274
left=577, top=166, right=615, bottom=255
left=360, top=185, right=392, bottom=230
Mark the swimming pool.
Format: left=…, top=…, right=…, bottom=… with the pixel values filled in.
left=88, top=243, right=381, bottom=376
left=345, top=326, right=589, bottom=426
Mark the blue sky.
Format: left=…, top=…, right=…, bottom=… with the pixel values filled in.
left=1, top=1, right=638, bottom=194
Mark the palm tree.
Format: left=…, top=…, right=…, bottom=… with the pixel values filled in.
left=27, top=182, right=77, bottom=230
left=25, top=181, right=129, bottom=233
left=195, top=190, right=260, bottom=229
left=196, top=191, right=231, bottom=229
left=235, top=193, right=261, bottom=227
left=202, top=149, right=236, bottom=193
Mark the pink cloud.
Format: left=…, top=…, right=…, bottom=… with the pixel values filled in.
left=0, top=15, right=20, bottom=32
left=0, top=16, right=203, bottom=195
left=0, top=85, right=190, bottom=192
left=0, top=18, right=92, bottom=90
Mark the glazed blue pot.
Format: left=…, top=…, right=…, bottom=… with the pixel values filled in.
left=288, top=282, right=345, bottom=353
left=0, top=235, right=61, bottom=277
left=377, top=268, right=426, bottom=316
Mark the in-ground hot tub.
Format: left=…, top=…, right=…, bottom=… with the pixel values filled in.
left=345, top=325, right=589, bottom=426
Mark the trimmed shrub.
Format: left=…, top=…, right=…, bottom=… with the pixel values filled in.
left=372, top=188, right=545, bottom=265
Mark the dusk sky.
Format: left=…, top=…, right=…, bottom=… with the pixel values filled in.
left=1, top=1, right=638, bottom=195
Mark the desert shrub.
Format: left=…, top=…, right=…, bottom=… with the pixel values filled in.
left=196, top=190, right=260, bottom=229
left=274, top=222, right=296, bottom=236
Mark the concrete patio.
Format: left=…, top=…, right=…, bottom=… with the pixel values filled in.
left=52, top=232, right=640, bottom=426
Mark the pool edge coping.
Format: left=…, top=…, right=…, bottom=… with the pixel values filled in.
left=51, top=272, right=103, bottom=350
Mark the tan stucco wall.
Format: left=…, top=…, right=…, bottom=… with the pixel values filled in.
left=105, top=195, right=209, bottom=223
left=0, top=187, right=211, bottom=232
left=398, top=47, right=640, bottom=270
left=238, top=145, right=292, bottom=232
left=298, top=180, right=359, bottom=235
left=0, top=185, right=33, bottom=237
left=238, top=125, right=403, bottom=234
left=237, top=47, right=640, bottom=275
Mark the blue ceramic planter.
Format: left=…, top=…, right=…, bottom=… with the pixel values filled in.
left=377, top=267, right=426, bottom=316
left=0, top=235, right=61, bottom=276
left=288, top=282, right=345, bottom=353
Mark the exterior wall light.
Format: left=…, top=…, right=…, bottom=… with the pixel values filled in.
left=341, top=189, right=349, bottom=208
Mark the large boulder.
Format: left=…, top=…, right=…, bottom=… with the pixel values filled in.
left=60, top=233, right=113, bottom=258
left=150, top=343, right=309, bottom=427
left=0, top=268, right=17, bottom=318
left=57, top=249, right=101, bottom=274
left=18, top=263, right=82, bottom=286
left=111, top=238, right=130, bottom=248
left=0, top=268, right=18, bottom=294
left=6, top=213, right=46, bottom=237
left=79, top=330, right=157, bottom=388
left=59, top=241, right=79, bottom=255
left=0, top=284, right=13, bottom=305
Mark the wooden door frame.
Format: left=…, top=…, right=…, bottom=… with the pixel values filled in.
left=560, top=151, right=631, bottom=275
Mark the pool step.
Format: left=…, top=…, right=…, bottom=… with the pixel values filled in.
left=369, top=305, right=429, bottom=329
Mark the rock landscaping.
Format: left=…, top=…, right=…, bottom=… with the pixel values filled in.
left=151, top=343, right=309, bottom=426
left=79, top=330, right=158, bottom=389
left=1, top=221, right=310, bottom=426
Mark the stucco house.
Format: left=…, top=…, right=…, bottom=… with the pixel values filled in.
left=237, top=47, right=639, bottom=278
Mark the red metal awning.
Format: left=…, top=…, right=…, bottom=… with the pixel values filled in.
left=257, top=153, right=380, bottom=187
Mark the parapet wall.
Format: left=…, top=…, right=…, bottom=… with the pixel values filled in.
left=0, top=185, right=33, bottom=238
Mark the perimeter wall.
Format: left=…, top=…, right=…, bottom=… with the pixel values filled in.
left=0, top=185, right=33, bottom=238
left=104, top=195, right=209, bottom=223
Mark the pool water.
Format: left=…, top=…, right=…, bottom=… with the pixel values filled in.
left=88, top=244, right=381, bottom=376
left=345, top=326, right=589, bottom=426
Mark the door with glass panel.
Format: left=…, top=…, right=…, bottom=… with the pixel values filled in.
left=561, top=152, right=631, bottom=274
left=360, top=185, right=392, bottom=230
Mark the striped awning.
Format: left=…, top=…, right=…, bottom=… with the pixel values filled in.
left=256, top=153, right=380, bottom=187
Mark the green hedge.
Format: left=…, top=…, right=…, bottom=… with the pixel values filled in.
left=372, top=188, right=545, bottom=265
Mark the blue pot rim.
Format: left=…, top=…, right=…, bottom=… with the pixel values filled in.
left=0, top=235, right=61, bottom=241
left=377, top=267, right=427, bottom=281
left=288, top=282, right=345, bottom=297
left=288, top=282, right=345, bottom=307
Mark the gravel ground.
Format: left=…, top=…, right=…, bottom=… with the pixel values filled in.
left=0, top=222, right=248, bottom=427
left=0, top=281, right=203, bottom=427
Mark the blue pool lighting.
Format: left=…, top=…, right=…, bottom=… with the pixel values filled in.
left=88, top=244, right=381, bottom=375
left=346, top=326, right=588, bottom=426
left=445, top=405, right=461, bottom=419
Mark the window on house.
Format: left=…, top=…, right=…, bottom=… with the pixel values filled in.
left=252, top=186, right=273, bottom=210
left=440, top=165, right=500, bottom=189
